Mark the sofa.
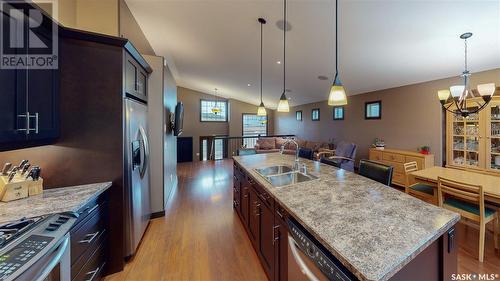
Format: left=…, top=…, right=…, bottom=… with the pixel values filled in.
left=254, top=137, right=331, bottom=156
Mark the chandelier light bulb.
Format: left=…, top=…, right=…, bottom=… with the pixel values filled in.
left=477, top=83, right=496, bottom=97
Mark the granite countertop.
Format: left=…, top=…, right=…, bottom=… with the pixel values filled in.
left=0, top=182, right=112, bottom=224
left=233, top=153, right=460, bottom=281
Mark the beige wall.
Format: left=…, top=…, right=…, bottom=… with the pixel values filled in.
left=178, top=87, right=275, bottom=161
left=75, top=0, right=119, bottom=36
left=119, top=0, right=155, bottom=56
left=35, top=0, right=154, bottom=55
left=274, top=68, right=500, bottom=165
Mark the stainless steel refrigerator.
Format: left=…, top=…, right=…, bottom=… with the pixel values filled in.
left=124, top=97, right=151, bottom=257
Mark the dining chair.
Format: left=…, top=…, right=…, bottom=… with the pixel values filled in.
left=403, top=161, right=438, bottom=205
left=358, top=160, right=394, bottom=186
left=437, top=177, right=499, bottom=262
left=298, top=147, right=314, bottom=160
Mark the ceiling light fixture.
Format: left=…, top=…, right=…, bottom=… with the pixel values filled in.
left=247, top=83, right=251, bottom=87
left=437, top=33, right=496, bottom=117
left=257, top=18, right=267, bottom=116
left=277, top=0, right=290, bottom=113
left=328, top=0, right=348, bottom=106
left=211, top=88, right=221, bottom=114
left=277, top=61, right=281, bottom=64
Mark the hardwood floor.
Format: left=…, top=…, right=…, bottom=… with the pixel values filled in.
left=104, top=160, right=267, bottom=281
left=105, top=159, right=499, bottom=281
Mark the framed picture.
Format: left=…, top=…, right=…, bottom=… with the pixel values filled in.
left=296, top=110, right=302, bottom=121
left=365, top=101, right=382, bottom=120
left=312, top=108, right=320, bottom=121
left=333, top=106, right=344, bottom=120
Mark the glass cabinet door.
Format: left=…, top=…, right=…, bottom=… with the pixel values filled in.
left=449, top=106, right=484, bottom=169
left=487, top=102, right=500, bottom=171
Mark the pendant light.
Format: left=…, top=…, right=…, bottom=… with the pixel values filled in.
left=277, top=0, right=290, bottom=112
left=328, top=0, right=348, bottom=106
left=257, top=18, right=267, bottom=116
left=211, top=88, right=221, bottom=114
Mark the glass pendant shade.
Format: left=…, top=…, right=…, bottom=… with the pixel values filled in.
left=211, top=106, right=221, bottom=114
left=277, top=93, right=290, bottom=112
left=437, top=89, right=451, bottom=101
left=477, top=83, right=496, bottom=97
left=257, top=102, right=267, bottom=116
left=328, top=76, right=347, bottom=106
left=450, top=85, right=465, bottom=98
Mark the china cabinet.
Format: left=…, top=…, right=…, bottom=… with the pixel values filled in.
left=446, top=96, right=500, bottom=175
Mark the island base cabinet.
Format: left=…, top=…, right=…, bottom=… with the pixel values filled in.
left=388, top=225, right=458, bottom=281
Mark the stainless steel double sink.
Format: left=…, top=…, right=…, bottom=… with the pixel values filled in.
left=254, top=165, right=318, bottom=187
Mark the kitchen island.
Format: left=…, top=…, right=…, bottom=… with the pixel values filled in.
left=233, top=153, right=460, bottom=281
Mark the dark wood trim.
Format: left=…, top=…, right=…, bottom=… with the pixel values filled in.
left=365, top=100, right=382, bottom=120
left=150, top=211, right=165, bottom=219
left=333, top=106, right=345, bottom=120
left=199, top=99, right=229, bottom=122
left=311, top=108, right=320, bottom=121
left=296, top=110, right=302, bottom=121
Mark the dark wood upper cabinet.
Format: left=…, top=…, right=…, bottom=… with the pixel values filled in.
left=0, top=6, right=59, bottom=150
left=124, top=53, right=147, bottom=101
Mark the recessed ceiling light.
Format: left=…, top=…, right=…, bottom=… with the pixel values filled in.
left=247, top=83, right=251, bottom=87
left=276, top=61, right=281, bottom=64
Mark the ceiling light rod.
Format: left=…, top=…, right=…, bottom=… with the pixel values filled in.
left=211, top=88, right=221, bottom=114
left=437, top=32, right=496, bottom=117
left=328, top=0, right=348, bottom=106
left=257, top=18, right=267, bottom=116
left=277, top=0, right=290, bottom=112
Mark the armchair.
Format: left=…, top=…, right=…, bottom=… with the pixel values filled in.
left=320, top=141, right=357, bottom=172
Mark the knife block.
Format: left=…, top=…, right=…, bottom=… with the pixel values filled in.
left=28, top=178, right=44, bottom=196
left=0, top=176, right=29, bottom=202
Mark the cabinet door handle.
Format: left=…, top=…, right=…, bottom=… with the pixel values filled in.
left=17, top=112, right=39, bottom=134
left=276, top=210, right=283, bottom=219
left=253, top=203, right=261, bottom=216
left=84, top=264, right=103, bottom=281
left=272, top=225, right=280, bottom=245
left=79, top=231, right=100, bottom=244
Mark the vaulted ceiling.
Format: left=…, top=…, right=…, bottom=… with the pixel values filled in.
left=126, top=0, right=500, bottom=108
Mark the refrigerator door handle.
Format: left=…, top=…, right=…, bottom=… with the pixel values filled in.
left=139, top=126, right=150, bottom=179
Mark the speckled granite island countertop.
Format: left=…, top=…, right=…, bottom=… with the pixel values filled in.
left=0, top=182, right=112, bottom=224
left=233, top=153, right=460, bottom=281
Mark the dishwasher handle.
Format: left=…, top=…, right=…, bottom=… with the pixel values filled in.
left=288, top=235, right=320, bottom=281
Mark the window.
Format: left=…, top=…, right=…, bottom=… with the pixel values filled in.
left=312, top=108, right=320, bottom=121
left=333, top=106, right=344, bottom=120
left=200, top=99, right=228, bottom=122
left=296, top=110, right=302, bottom=121
left=242, top=114, right=267, bottom=148
left=365, top=101, right=382, bottom=119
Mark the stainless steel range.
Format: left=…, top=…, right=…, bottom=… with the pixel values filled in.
left=0, top=214, right=77, bottom=281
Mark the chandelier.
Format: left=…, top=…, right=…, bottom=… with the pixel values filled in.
left=437, top=32, right=496, bottom=117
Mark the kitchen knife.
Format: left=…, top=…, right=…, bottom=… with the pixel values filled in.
left=1, top=163, right=12, bottom=176
left=18, top=160, right=28, bottom=170
left=20, top=164, right=31, bottom=176
left=31, top=166, right=41, bottom=181
left=7, top=167, right=18, bottom=183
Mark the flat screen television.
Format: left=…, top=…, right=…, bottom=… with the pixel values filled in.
left=173, top=102, right=184, bottom=136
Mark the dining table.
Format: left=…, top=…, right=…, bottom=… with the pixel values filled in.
left=410, top=166, right=500, bottom=205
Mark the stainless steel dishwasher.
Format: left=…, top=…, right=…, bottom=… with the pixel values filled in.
left=287, top=218, right=356, bottom=281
